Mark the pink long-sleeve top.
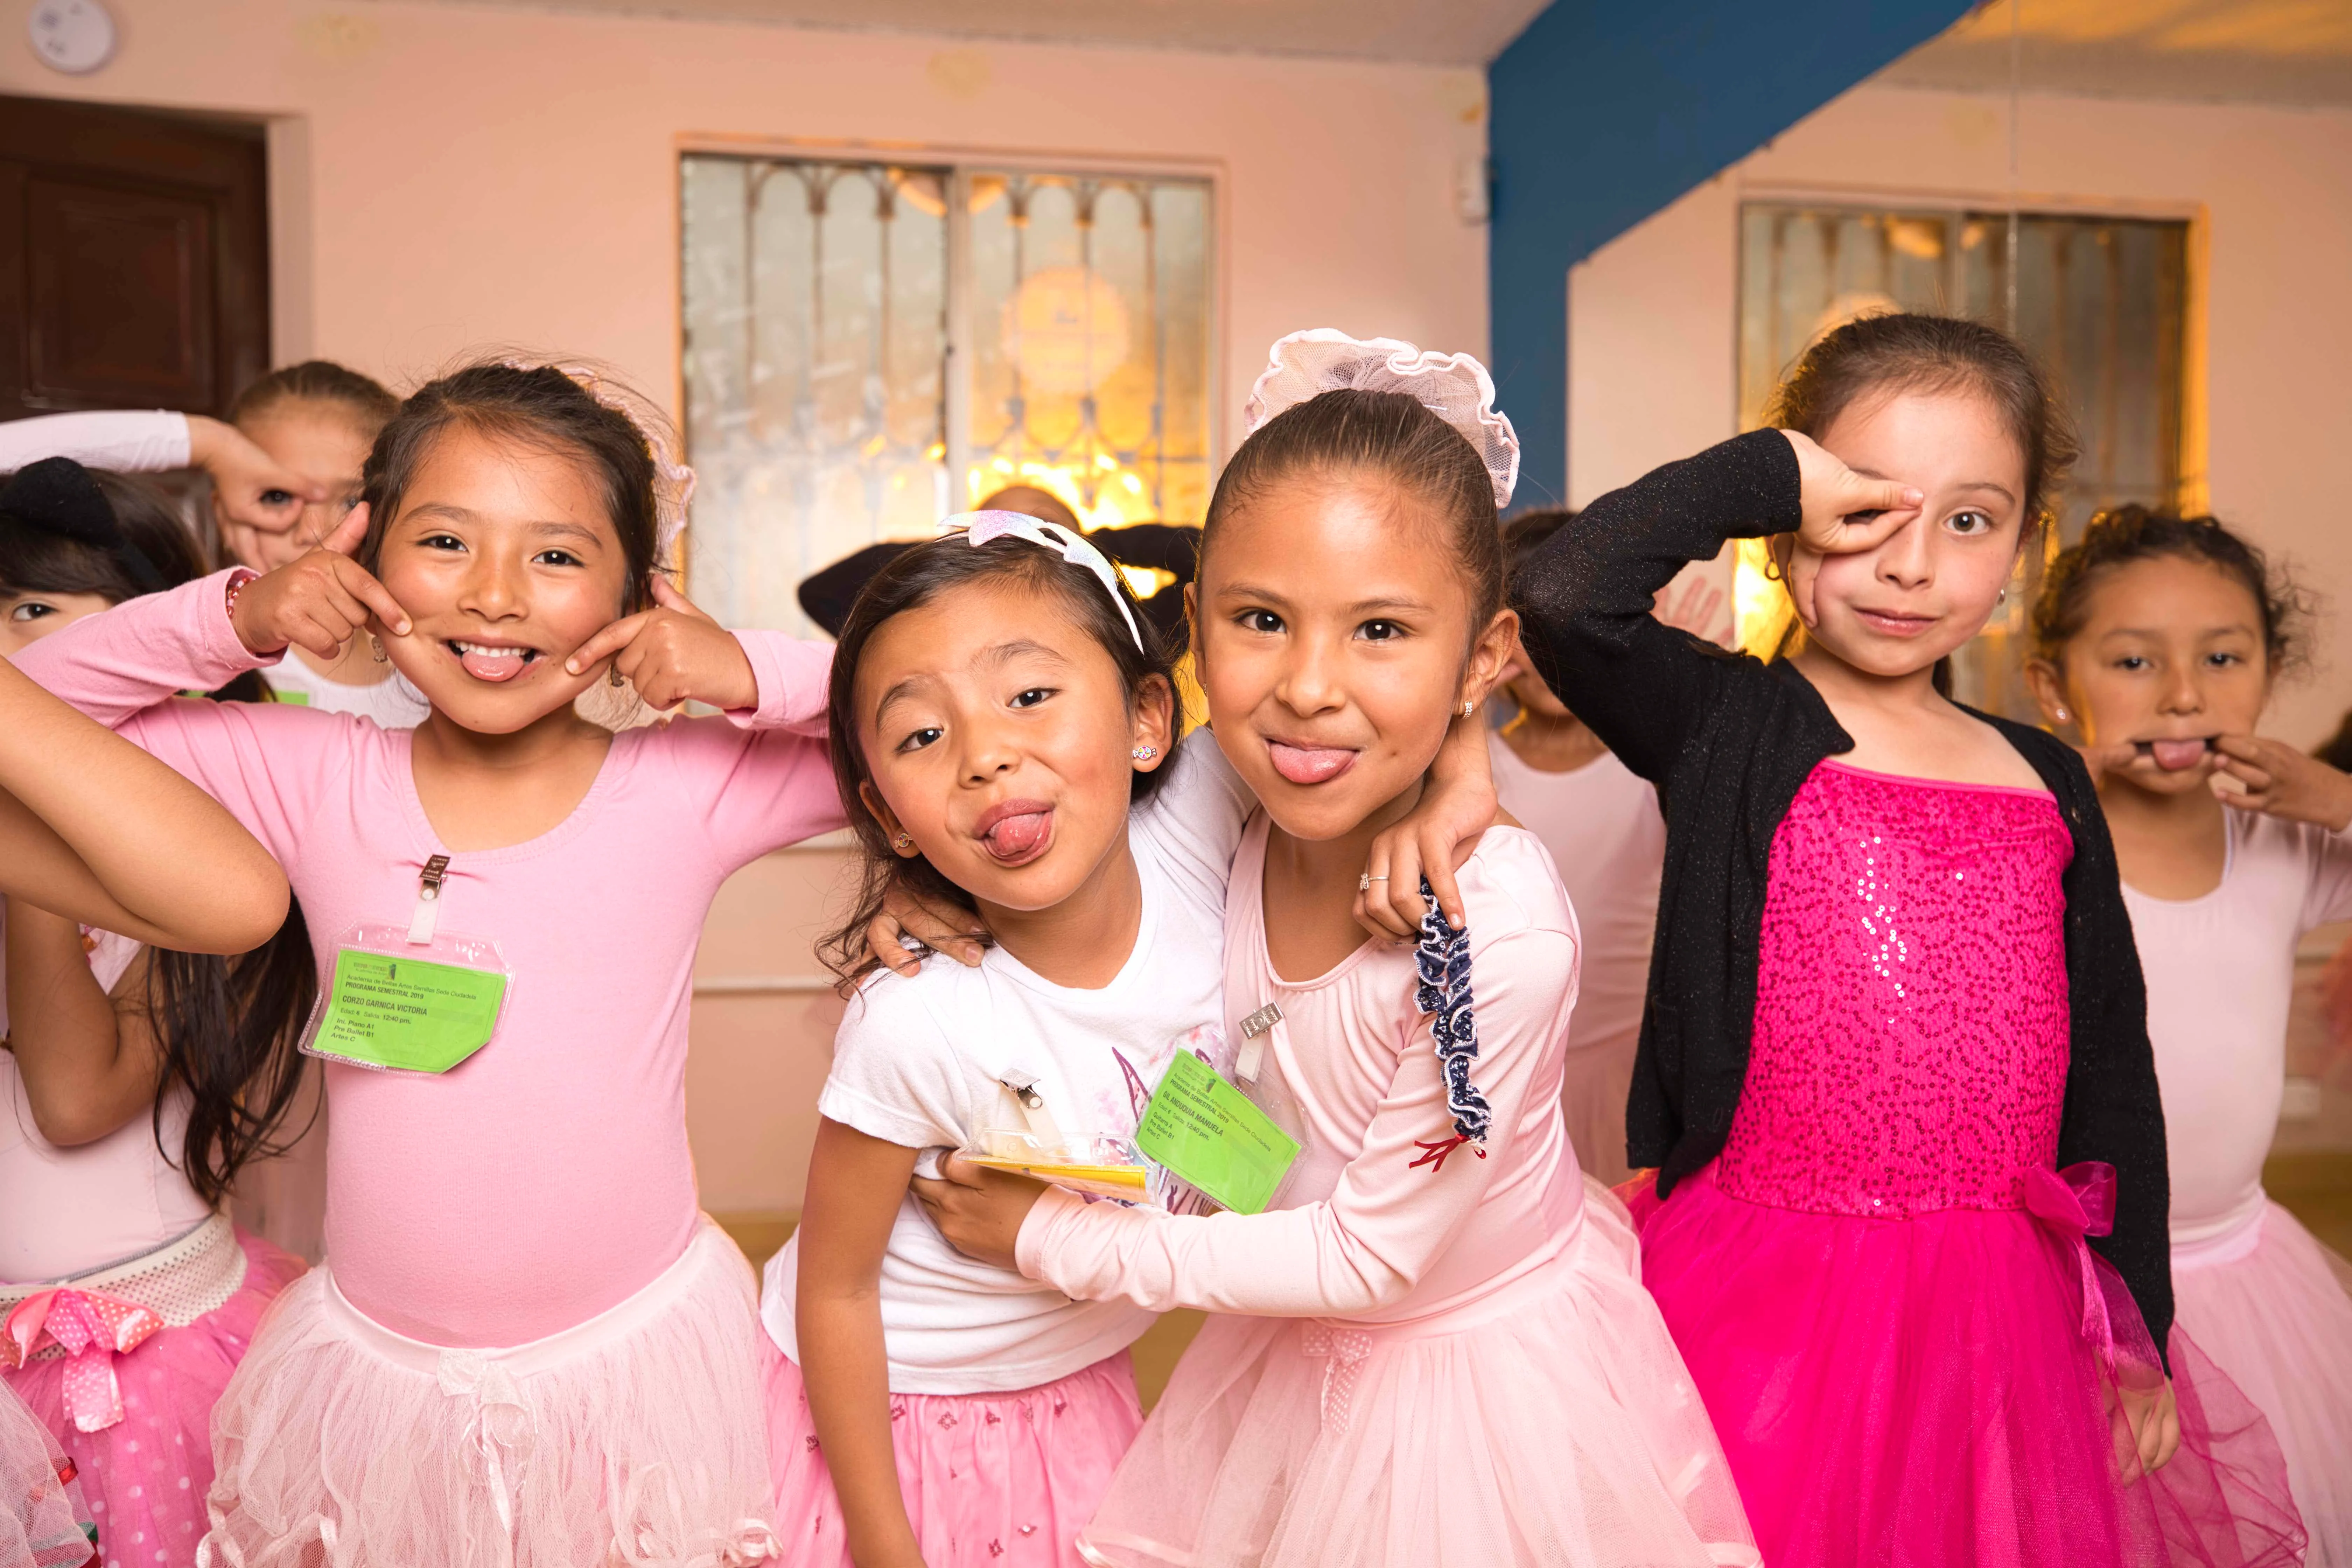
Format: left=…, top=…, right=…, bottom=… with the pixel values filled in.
left=1015, top=816, right=1588, bottom=1322
left=15, top=572, right=843, bottom=1347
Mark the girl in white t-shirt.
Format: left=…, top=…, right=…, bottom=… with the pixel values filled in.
left=763, top=513, right=1482, bottom=1568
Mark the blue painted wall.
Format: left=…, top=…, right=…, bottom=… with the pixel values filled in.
left=1488, top=1, right=1972, bottom=507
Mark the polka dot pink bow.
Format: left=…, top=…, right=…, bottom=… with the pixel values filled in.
left=2, top=1287, right=163, bottom=1432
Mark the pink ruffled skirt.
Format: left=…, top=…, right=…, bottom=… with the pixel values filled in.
left=764, top=1342, right=1143, bottom=1568
left=1079, top=1185, right=1758, bottom=1568
left=2172, top=1200, right=2352, bottom=1567
left=1634, top=1163, right=2307, bottom=1567
left=198, top=1217, right=778, bottom=1568
left=3, top=1219, right=299, bottom=1568
left=0, top=1382, right=89, bottom=1568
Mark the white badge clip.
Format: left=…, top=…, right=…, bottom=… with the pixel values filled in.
left=407, top=854, right=451, bottom=945
left=997, top=1071, right=1065, bottom=1147
left=1236, top=1002, right=1284, bottom=1085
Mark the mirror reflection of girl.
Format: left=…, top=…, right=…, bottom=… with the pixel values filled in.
left=1513, top=313, right=2303, bottom=1565
left=2028, top=507, right=2352, bottom=1561
left=916, top=332, right=1757, bottom=1568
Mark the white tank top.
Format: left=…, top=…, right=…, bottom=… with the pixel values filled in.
left=0, top=924, right=212, bottom=1282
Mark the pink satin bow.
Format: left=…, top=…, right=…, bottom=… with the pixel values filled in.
left=2022, top=1161, right=2118, bottom=1356
left=2, top=1288, right=163, bottom=1432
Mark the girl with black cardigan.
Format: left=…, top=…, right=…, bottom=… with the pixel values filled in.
left=1510, top=316, right=2304, bottom=1567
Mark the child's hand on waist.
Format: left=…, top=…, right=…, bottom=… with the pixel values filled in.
left=565, top=575, right=755, bottom=711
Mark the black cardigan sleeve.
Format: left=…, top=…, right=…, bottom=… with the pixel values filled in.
left=1512, top=428, right=1803, bottom=784
left=1998, top=720, right=2175, bottom=1359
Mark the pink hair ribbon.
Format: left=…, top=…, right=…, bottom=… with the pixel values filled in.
left=2, top=1288, right=163, bottom=1432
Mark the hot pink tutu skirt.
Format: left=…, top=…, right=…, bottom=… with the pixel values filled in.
left=0, top=1383, right=89, bottom=1568
left=2172, top=1200, right=2352, bottom=1567
left=1078, top=1187, right=1758, bottom=1568
left=764, top=1340, right=1143, bottom=1567
left=1634, top=1163, right=2307, bottom=1568
left=3, top=1220, right=298, bottom=1568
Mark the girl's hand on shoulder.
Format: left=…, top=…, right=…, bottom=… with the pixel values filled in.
left=1781, top=432, right=1924, bottom=628
left=2213, top=735, right=2352, bottom=832
left=564, top=576, right=756, bottom=712
left=910, top=1154, right=1045, bottom=1270
left=864, top=883, right=986, bottom=977
left=230, top=506, right=412, bottom=660
left=1358, top=707, right=1496, bottom=941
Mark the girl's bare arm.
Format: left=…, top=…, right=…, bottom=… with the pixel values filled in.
left=797, top=1117, right=928, bottom=1568
left=0, top=656, right=286, bottom=952
left=4, top=906, right=164, bottom=1146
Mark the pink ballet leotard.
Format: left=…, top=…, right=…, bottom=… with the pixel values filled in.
left=1637, top=760, right=2304, bottom=1567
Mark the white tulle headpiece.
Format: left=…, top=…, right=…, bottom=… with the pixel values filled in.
left=1242, top=329, right=1520, bottom=509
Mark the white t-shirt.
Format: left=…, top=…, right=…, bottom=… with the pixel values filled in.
left=1486, top=735, right=1664, bottom=1050
left=761, top=730, right=1252, bottom=1394
left=261, top=653, right=432, bottom=728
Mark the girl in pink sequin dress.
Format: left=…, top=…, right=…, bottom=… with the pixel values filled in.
left=1513, top=315, right=2305, bottom=1566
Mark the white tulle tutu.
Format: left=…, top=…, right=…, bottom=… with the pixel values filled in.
left=0, top=1382, right=88, bottom=1568
left=2173, top=1199, right=2352, bottom=1567
left=1078, top=1183, right=1756, bottom=1568
left=197, top=1218, right=778, bottom=1568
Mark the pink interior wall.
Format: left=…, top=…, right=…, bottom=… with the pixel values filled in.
left=1569, top=83, right=2352, bottom=747
left=0, top=0, right=1490, bottom=1216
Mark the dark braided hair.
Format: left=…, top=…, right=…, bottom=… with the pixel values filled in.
left=2031, top=504, right=2307, bottom=676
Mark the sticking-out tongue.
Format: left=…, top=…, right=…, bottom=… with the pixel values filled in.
left=982, top=811, right=1052, bottom=862
left=2150, top=738, right=2210, bottom=772
left=1269, top=741, right=1356, bottom=785
left=459, top=645, right=531, bottom=683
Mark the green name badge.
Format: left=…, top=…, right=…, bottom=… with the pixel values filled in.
left=1134, top=1051, right=1300, bottom=1216
left=311, top=949, right=505, bottom=1073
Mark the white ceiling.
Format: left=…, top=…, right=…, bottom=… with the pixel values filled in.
left=424, top=0, right=1551, bottom=65
left=1883, top=0, right=2352, bottom=108
left=420, top=0, right=2352, bottom=100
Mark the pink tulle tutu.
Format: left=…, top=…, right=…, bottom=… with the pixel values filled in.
left=1634, top=1164, right=2308, bottom=1568
left=3, top=1220, right=298, bottom=1568
left=0, top=1383, right=89, bottom=1568
left=197, top=1217, right=778, bottom=1568
left=1078, top=1189, right=1758, bottom=1568
left=764, top=1342, right=1142, bottom=1568
left=2172, top=1201, right=2352, bottom=1566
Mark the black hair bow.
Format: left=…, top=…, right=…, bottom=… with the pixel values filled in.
left=0, top=456, right=165, bottom=593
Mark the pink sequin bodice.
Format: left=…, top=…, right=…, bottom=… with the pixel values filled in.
left=1716, top=760, right=2074, bottom=1218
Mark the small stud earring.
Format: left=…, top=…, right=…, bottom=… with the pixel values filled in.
left=1461, top=699, right=1476, bottom=719
left=2055, top=705, right=2069, bottom=722
left=369, top=635, right=387, bottom=663
left=891, top=832, right=916, bottom=853
left=1130, top=744, right=1158, bottom=762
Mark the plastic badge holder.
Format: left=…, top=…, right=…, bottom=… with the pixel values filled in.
left=298, top=856, right=512, bottom=1076
left=959, top=1024, right=1244, bottom=1213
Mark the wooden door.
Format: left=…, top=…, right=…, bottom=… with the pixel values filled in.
left=0, top=93, right=268, bottom=420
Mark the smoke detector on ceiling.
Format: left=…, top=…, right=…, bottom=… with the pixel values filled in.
left=28, top=0, right=117, bottom=75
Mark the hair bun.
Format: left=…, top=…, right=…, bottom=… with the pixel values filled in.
left=1244, top=328, right=1519, bottom=509
left=0, top=456, right=117, bottom=547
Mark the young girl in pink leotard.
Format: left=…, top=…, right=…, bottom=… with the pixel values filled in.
left=0, top=548, right=292, bottom=1567
left=16, top=361, right=843, bottom=1566
left=915, top=331, right=1756, bottom=1568
left=1515, top=313, right=2304, bottom=1566
left=2029, top=507, right=2352, bottom=1564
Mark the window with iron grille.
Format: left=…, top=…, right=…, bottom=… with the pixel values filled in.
left=680, top=154, right=1214, bottom=636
